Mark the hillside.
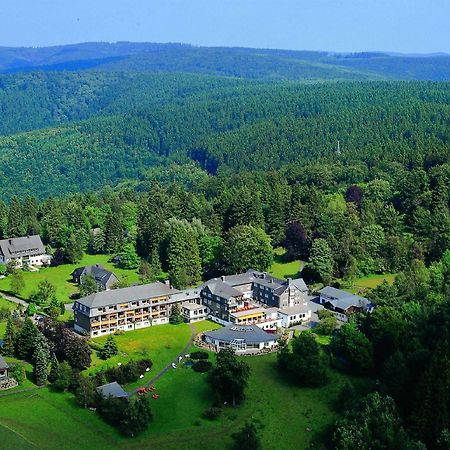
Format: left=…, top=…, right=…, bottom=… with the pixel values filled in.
left=1, top=42, right=450, bottom=81
left=0, top=79, right=449, bottom=199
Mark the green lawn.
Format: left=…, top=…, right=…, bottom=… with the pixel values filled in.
left=269, top=248, right=304, bottom=280
left=344, top=273, right=397, bottom=294
left=86, top=323, right=193, bottom=390
left=0, top=254, right=140, bottom=304
left=0, top=297, right=18, bottom=311
left=0, top=352, right=356, bottom=450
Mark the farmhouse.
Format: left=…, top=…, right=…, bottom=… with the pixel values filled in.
left=0, top=235, right=50, bottom=267
left=318, top=286, right=374, bottom=321
left=71, top=264, right=119, bottom=291
left=203, top=324, right=277, bottom=353
left=73, top=281, right=180, bottom=337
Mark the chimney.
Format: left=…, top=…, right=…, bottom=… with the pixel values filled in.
left=164, top=280, right=171, bottom=287
left=221, top=275, right=225, bottom=281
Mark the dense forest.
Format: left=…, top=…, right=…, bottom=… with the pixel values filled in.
left=0, top=58, right=448, bottom=448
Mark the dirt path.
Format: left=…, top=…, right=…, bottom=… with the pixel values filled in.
left=0, top=291, right=28, bottom=308
left=127, top=323, right=197, bottom=396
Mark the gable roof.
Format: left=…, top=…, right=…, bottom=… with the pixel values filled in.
left=204, top=280, right=243, bottom=299
left=319, top=286, right=371, bottom=311
left=0, top=355, right=9, bottom=370
left=76, top=281, right=179, bottom=309
left=72, top=265, right=118, bottom=285
left=0, top=235, right=45, bottom=259
left=97, top=381, right=128, bottom=399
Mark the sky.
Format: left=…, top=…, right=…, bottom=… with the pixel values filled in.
left=1, top=0, right=449, bottom=53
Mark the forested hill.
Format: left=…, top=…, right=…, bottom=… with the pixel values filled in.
left=1, top=42, right=450, bottom=80
left=0, top=77, right=449, bottom=199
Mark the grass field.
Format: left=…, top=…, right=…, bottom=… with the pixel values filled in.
left=0, top=351, right=357, bottom=450
left=269, top=248, right=304, bottom=280
left=0, top=254, right=140, bottom=304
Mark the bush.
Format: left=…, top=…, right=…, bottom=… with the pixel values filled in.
left=96, top=358, right=152, bottom=385
left=203, top=406, right=222, bottom=420
left=8, top=363, right=26, bottom=384
left=190, top=350, right=209, bottom=360
left=193, top=360, right=213, bottom=373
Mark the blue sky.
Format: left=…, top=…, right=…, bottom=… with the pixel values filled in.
left=1, top=0, right=449, bottom=53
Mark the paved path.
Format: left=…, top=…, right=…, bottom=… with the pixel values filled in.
left=0, top=291, right=28, bottom=308
left=128, top=323, right=197, bottom=396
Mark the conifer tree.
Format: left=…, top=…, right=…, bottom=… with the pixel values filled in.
left=6, top=196, right=25, bottom=237
left=33, top=347, right=48, bottom=386
left=48, top=352, right=59, bottom=383
left=1, top=315, right=16, bottom=356
left=15, top=316, right=38, bottom=360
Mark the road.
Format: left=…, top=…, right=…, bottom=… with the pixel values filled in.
left=127, top=323, right=197, bottom=396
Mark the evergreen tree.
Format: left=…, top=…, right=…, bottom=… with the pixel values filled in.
left=6, top=196, right=25, bottom=237
left=64, top=233, right=83, bottom=264
left=105, top=211, right=124, bottom=254
left=1, top=315, right=16, bottom=356
left=90, top=228, right=106, bottom=254
left=33, top=347, right=49, bottom=386
left=117, top=243, right=140, bottom=270
left=169, top=303, right=184, bottom=324
left=74, top=376, right=97, bottom=409
left=167, top=225, right=201, bottom=289
left=48, top=352, right=59, bottom=383
left=99, top=335, right=118, bottom=359
left=15, top=316, right=38, bottom=360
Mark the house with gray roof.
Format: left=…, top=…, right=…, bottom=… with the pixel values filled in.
left=318, top=286, right=374, bottom=321
left=203, top=324, right=277, bottom=353
left=71, top=264, right=119, bottom=291
left=0, top=235, right=50, bottom=267
left=73, top=281, right=180, bottom=337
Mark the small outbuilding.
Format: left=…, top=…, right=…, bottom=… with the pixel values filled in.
left=97, top=381, right=128, bottom=399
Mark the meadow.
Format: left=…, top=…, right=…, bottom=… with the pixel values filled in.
left=0, top=318, right=360, bottom=450
left=0, top=254, right=140, bottom=304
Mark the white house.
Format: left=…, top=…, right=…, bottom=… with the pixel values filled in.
left=0, top=235, right=50, bottom=268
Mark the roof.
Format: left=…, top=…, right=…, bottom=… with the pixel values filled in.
left=182, top=302, right=205, bottom=311
left=230, top=307, right=266, bottom=318
left=72, top=265, right=117, bottom=285
left=204, top=280, right=243, bottom=299
left=204, top=324, right=276, bottom=344
left=0, top=235, right=45, bottom=259
left=76, top=281, right=180, bottom=309
left=252, top=274, right=285, bottom=289
left=170, top=288, right=201, bottom=303
left=97, top=382, right=128, bottom=399
left=319, top=287, right=371, bottom=311
left=278, top=304, right=312, bottom=316
left=0, top=355, right=9, bottom=370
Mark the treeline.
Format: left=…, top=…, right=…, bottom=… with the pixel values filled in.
left=278, top=253, right=450, bottom=448
left=0, top=152, right=448, bottom=289
left=0, top=80, right=449, bottom=198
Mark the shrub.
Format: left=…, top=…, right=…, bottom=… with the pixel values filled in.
left=190, top=350, right=209, bottom=360
left=203, top=406, right=222, bottom=420
left=8, top=363, right=26, bottom=384
left=193, top=360, right=213, bottom=373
